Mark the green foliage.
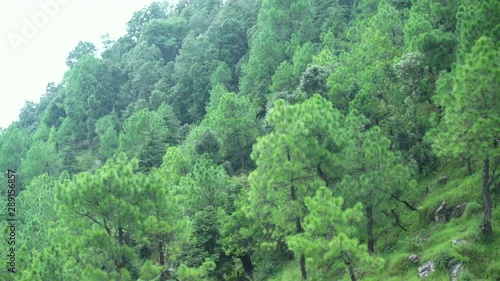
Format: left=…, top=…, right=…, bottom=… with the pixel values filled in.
left=139, top=260, right=163, bottom=281
left=55, top=117, right=86, bottom=173
left=16, top=175, right=57, bottom=264
left=270, top=41, right=315, bottom=94
left=218, top=175, right=255, bottom=255
left=17, top=101, right=39, bottom=132
left=249, top=94, right=343, bottom=240
left=203, top=85, right=258, bottom=172
left=266, top=260, right=302, bottom=281
left=119, top=108, right=168, bottom=171
left=66, top=40, right=97, bottom=68
left=328, top=1, right=403, bottom=127
left=177, top=259, right=216, bottom=281
left=287, top=187, right=383, bottom=281
left=32, top=122, right=50, bottom=143
left=299, top=64, right=331, bottom=98
left=126, top=2, right=167, bottom=41
left=404, top=0, right=459, bottom=72
left=171, top=33, right=219, bottom=123
left=55, top=154, right=144, bottom=278
left=141, top=17, right=188, bottom=63
left=41, top=84, right=67, bottom=128
left=210, top=62, right=232, bottom=89
left=124, top=41, right=166, bottom=104
left=194, top=129, right=221, bottom=160
left=21, top=139, right=61, bottom=183
left=456, top=0, right=500, bottom=62
left=7, top=0, right=500, bottom=280
left=240, top=0, right=314, bottom=112
left=0, top=123, right=30, bottom=173
left=206, top=0, right=259, bottom=91
left=64, top=55, right=106, bottom=126
left=430, top=36, right=499, bottom=161
left=139, top=168, right=191, bottom=280
left=248, top=94, right=346, bottom=278
left=157, top=102, right=182, bottom=145
left=188, top=157, right=230, bottom=210
left=95, top=114, right=119, bottom=159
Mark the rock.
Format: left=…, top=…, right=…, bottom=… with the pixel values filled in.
left=448, top=258, right=459, bottom=268
left=448, top=259, right=464, bottom=281
left=451, top=239, right=467, bottom=245
left=438, top=175, right=449, bottom=185
left=451, top=203, right=467, bottom=219
left=435, top=201, right=448, bottom=223
left=418, top=261, right=434, bottom=278
left=408, top=254, right=420, bottom=264
left=384, top=244, right=394, bottom=252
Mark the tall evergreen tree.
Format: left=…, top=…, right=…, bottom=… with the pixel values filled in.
left=249, top=95, right=344, bottom=279
left=429, top=36, right=499, bottom=236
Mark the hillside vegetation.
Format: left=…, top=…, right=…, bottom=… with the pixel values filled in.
left=0, top=0, right=498, bottom=280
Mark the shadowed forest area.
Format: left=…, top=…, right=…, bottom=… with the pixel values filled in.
left=0, top=0, right=499, bottom=280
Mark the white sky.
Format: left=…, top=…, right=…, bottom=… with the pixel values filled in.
left=0, top=0, right=176, bottom=129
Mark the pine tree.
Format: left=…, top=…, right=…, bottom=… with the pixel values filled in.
left=338, top=111, right=412, bottom=254
left=249, top=95, right=344, bottom=279
left=287, top=187, right=383, bottom=281
left=430, top=36, right=499, bottom=236
left=55, top=154, right=144, bottom=278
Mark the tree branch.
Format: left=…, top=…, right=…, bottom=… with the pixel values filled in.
left=75, top=210, right=104, bottom=228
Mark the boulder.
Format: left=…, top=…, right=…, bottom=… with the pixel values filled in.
left=438, top=175, right=449, bottom=185
left=451, top=239, right=467, bottom=246
left=408, top=254, right=420, bottom=264
left=435, top=201, right=448, bottom=223
left=418, top=261, right=434, bottom=278
left=451, top=203, right=467, bottom=219
left=448, top=259, right=464, bottom=281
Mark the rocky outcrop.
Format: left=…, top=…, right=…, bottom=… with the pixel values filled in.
left=448, top=259, right=464, bottom=281
left=435, top=201, right=448, bottom=223
left=418, top=261, right=434, bottom=278
left=451, top=203, right=467, bottom=219
left=434, top=202, right=467, bottom=223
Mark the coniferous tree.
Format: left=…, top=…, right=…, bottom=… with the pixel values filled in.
left=287, top=187, right=383, bottom=281
left=55, top=155, right=145, bottom=279
left=338, top=111, right=413, bottom=254
left=249, top=95, right=344, bottom=280
left=429, top=36, right=499, bottom=236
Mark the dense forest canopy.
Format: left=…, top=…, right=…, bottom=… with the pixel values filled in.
left=0, top=0, right=499, bottom=280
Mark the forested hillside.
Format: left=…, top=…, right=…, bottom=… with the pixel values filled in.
left=1, top=0, right=499, bottom=280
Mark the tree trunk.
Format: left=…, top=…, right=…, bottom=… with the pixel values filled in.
left=159, top=241, right=171, bottom=281
left=482, top=158, right=493, bottom=236
left=287, top=147, right=307, bottom=279
left=237, top=138, right=245, bottom=171
left=292, top=185, right=307, bottom=280
left=159, top=242, right=165, bottom=266
left=347, top=263, right=357, bottom=281
left=117, top=227, right=126, bottom=269
left=467, top=157, right=473, bottom=176
left=317, top=163, right=329, bottom=186
left=118, top=227, right=124, bottom=245
left=238, top=254, right=254, bottom=279
left=299, top=253, right=307, bottom=280
left=366, top=205, right=374, bottom=254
